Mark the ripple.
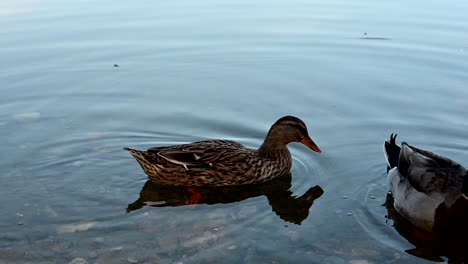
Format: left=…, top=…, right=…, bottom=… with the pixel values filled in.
left=2, top=0, right=468, bottom=262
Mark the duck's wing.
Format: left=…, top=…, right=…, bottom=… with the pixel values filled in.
left=398, top=143, right=467, bottom=196
left=148, top=140, right=249, bottom=169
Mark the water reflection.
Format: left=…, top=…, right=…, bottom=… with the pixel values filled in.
left=384, top=193, right=468, bottom=263
left=128, top=173, right=324, bottom=225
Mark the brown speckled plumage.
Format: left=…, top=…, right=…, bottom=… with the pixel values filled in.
left=124, top=116, right=321, bottom=186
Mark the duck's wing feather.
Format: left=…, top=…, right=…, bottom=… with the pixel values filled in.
left=148, top=140, right=250, bottom=168
left=398, top=143, right=467, bottom=196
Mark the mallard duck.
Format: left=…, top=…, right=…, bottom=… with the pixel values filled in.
left=124, top=116, right=321, bottom=186
left=383, top=134, right=468, bottom=233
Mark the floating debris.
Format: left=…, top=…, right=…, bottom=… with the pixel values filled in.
left=360, top=37, right=391, bottom=40
left=360, top=32, right=390, bottom=40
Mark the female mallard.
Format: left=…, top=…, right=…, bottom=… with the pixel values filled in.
left=124, top=116, right=321, bottom=186
left=383, top=134, right=468, bottom=233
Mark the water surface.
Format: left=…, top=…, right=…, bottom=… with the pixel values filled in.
left=1, top=0, right=468, bottom=263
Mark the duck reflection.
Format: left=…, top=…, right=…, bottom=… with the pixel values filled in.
left=384, top=193, right=468, bottom=263
left=128, top=173, right=323, bottom=225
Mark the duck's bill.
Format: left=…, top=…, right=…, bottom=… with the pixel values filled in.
left=301, top=136, right=321, bottom=153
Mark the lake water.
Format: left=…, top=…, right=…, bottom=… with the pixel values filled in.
left=1, top=0, right=468, bottom=263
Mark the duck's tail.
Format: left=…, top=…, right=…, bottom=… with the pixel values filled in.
left=123, top=147, right=146, bottom=159
left=383, top=133, right=400, bottom=171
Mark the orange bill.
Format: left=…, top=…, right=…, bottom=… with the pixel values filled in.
left=300, top=136, right=321, bottom=153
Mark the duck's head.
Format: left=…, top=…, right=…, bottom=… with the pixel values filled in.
left=262, top=116, right=321, bottom=153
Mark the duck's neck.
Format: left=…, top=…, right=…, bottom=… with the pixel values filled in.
left=258, top=137, right=290, bottom=158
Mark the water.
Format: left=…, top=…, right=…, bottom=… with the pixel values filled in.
left=1, top=0, right=468, bottom=263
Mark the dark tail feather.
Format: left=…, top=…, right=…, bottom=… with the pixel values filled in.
left=123, top=147, right=133, bottom=151
left=384, top=133, right=400, bottom=171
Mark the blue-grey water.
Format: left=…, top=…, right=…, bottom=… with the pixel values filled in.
left=1, top=0, right=468, bottom=263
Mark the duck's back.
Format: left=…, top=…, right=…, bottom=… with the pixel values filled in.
left=149, top=139, right=249, bottom=165
left=399, top=143, right=467, bottom=202
left=384, top=136, right=468, bottom=232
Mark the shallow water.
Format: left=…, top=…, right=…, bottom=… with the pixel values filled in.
left=1, top=0, right=468, bottom=263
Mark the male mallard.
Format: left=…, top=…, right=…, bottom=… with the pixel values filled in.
left=383, top=134, right=468, bottom=233
left=124, top=116, right=321, bottom=186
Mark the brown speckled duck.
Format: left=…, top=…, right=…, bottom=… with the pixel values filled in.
left=124, top=116, right=321, bottom=186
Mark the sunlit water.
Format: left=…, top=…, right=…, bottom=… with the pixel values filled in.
left=1, top=0, right=468, bottom=263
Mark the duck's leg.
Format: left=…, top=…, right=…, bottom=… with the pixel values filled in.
left=187, top=187, right=202, bottom=206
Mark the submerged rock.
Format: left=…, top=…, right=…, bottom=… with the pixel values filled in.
left=57, top=221, right=97, bottom=234
left=349, top=260, right=369, bottom=264
left=50, top=241, right=72, bottom=252
left=237, top=205, right=257, bottom=220
left=88, top=251, right=98, bottom=259
left=128, top=257, right=139, bottom=263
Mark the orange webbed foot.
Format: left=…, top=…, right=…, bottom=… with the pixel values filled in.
left=187, top=187, right=202, bottom=207
left=411, top=226, right=437, bottom=242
